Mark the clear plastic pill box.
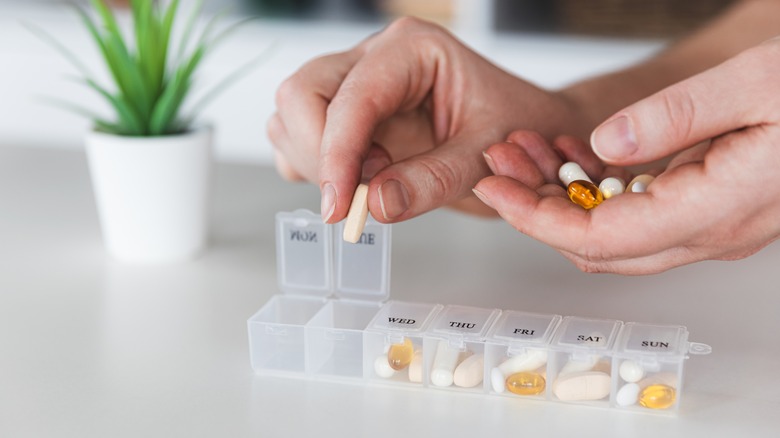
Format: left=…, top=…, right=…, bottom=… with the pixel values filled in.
left=247, top=210, right=711, bottom=414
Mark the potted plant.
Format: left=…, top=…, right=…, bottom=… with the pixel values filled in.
left=30, top=0, right=265, bottom=263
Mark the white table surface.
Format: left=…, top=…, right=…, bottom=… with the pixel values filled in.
left=1, top=146, right=778, bottom=437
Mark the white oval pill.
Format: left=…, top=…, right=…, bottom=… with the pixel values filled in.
left=454, top=353, right=484, bottom=388
left=616, top=383, right=640, bottom=406
left=599, top=177, right=625, bottom=199
left=497, top=349, right=548, bottom=376
left=491, top=367, right=506, bottom=393
left=627, top=174, right=655, bottom=193
left=408, top=350, right=423, bottom=383
left=553, top=371, right=611, bottom=401
left=374, top=354, right=396, bottom=378
left=619, top=360, right=646, bottom=383
left=559, top=162, right=592, bottom=186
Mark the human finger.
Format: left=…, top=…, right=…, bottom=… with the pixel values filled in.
left=366, top=136, right=491, bottom=222
left=319, top=21, right=446, bottom=222
left=590, top=45, right=777, bottom=165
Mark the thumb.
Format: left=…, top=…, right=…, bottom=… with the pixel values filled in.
left=590, top=53, right=764, bottom=165
left=366, top=142, right=491, bottom=222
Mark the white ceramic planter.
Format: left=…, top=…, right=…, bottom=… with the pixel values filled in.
left=85, top=127, right=212, bottom=263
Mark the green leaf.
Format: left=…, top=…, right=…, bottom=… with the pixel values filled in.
left=76, top=77, right=145, bottom=134
left=149, top=46, right=205, bottom=135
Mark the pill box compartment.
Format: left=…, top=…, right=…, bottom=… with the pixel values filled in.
left=248, top=210, right=391, bottom=379
left=484, top=310, right=562, bottom=400
left=423, top=305, right=501, bottom=392
left=363, top=301, right=443, bottom=386
left=548, top=316, right=622, bottom=407
left=249, top=211, right=712, bottom=413
left=611, top=322, right=711, bottom=414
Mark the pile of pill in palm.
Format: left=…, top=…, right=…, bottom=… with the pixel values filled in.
left=558, top=162, right=655, bottom=210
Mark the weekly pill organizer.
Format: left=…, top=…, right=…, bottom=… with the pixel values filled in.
left=247, top=209, right=712, bottom=415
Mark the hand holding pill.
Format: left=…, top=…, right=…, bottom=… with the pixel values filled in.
left=474, top=40, right=780, bottom=275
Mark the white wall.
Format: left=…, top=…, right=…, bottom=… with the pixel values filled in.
left=0, top=2, right=663, bottom=164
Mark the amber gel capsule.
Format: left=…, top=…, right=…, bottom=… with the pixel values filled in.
left=506, top=372, right=546, bottom=396
left=387, top=338, right=414, bottom=371
left=639, top=384, right=676, bottom=409
left=567, top=180, right=604, bottom=210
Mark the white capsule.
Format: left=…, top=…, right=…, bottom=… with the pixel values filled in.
left=559, top=162, right=593, bottom=186
left=619, top=360, right=646, bottom=383
left=408, top=350, right=423, bottom=383
left=430, top=340, right=462, bottom=387
left=626, top=174, right=655, bottom=193
left=497, top=349, right=548, bottom=376
left=598, top=177, right=625, bottom=199
left=374, top=354, right=396, bottom=379
left=560, top=354, right=600, bottom=375
left=454, top=353, right=484, bottom=388
left=616, top=383, right=641, bottom=406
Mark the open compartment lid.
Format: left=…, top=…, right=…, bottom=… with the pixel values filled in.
left=276, top=209, right=391, bottom=301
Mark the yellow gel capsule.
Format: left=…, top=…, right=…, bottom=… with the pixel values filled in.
left=387, top=338, right=414, bottom=371
left=567, top=180, right=604, bottom=210
left=505, top=372, right=546, bottom=396
left=638, top=384, right=676, bottom=409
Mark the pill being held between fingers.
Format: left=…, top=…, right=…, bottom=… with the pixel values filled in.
left=343, top=183, right=369, bottom=243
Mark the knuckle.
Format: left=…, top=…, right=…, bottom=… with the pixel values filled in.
left=656, top=85, right=697, bottom=145
left=383, top=16, right=447, bottom=45
left=385, top=16, right=427, bottom=34
left=411, top=155, right=461, bottom=202
left=275, top=76, right=300, bottom=109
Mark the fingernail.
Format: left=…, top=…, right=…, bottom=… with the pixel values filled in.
left=482, top=151, right=498, bottom=174
left=362, top=156, right=387, bottom=180
left=321, top=183, right=336, bottom=222
left=472, top=188, right=494, bottom=209
left=591, top=115, right=638, bottom=161
left=378, top=179, right=409, bottom=220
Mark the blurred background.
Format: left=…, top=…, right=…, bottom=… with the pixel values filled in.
left=0, top=0, right=736, bottom=164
